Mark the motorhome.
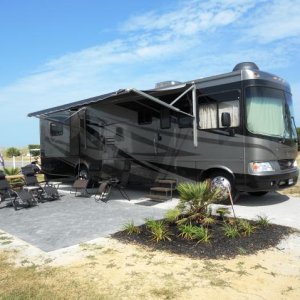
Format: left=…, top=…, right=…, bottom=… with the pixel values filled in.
left=28, top=62, right=299, bottom=198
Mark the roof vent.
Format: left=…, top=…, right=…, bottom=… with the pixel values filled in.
left=233, top=62, right=259, bottom=72
left=155, top=80, right=182, bottom=89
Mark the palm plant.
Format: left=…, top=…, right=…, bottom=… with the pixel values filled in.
left=3, top=167, right=23, bottom=187
left=146, top=220, right=171, bottom=242
left=192, top=226, right=211, bottom=243
left=222, top=223, right=240, bottom=238
left=123, top=221, right=141, bottom=235
left=238, top=219, right=256, bottom=237
left=176, top=180, right=221, bottom=224
left=4, top=167, right=20, bottom=175
left=164, top=208, right=181, bottom=224
left=178, top=223, right=196, bottom=240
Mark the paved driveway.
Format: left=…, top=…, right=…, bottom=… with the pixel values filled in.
left=0, top=189, right=175, bottom=252
left=212, top=192, right=300, bottom=230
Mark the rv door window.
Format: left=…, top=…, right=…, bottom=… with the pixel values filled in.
left=50, top=122, right=63, bottom=136
left=138, top=110, right=152, bottom=124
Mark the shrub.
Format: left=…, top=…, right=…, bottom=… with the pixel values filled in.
left=164, top=208, right=181, bottom=224
left=238, top=219, right=256, bottom=237
left=6, top=147, right=21, bottom=158
left=3, top=167, right=23, bottom=187
left=178, top=223, right=196, bottom=240
left=145, top=219, right=171, bottom=242
left=192, top=226, right=211, bottom=243
left=176, top=180, right=221, bottom=224
left=216, top=207, right=230, bottom=220
left=201, top=216, right=216, bottom=227
left=256, top=215, right=271, bottom=228
left=223, top=224, right=240, bottom=238
left=28, top=144, right=40, bottom=158
left=123, top=221, right=141, bottom=235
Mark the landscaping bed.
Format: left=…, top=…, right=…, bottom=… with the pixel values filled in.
left=112, top=219, right=293, bottom=259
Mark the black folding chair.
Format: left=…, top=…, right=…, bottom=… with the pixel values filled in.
left=95, top=178, right=130, bottom=203
left=21, top=167, right=60, bottom=201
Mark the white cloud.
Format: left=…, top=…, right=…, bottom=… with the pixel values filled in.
left=122, top=0, right=258, bottom=37
left=1, top=0, right=300, bottom=146
left=243, top=0, right=300, bottom=43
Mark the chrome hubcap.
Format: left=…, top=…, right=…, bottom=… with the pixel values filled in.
left=211, top=176, right=231, bottom=200
left=79, top=169, right=88, bottom=179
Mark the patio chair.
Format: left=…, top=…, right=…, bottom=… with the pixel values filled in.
left=21, top=167, right=60, bottom=201
left=71, top=178, right=90, bottom=197
left=94, top=177, right=130, bottom=203
left=0, top=170, right=37, bottom=210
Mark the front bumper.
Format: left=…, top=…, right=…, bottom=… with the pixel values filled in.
left=240, top=168, right=299, bottom=192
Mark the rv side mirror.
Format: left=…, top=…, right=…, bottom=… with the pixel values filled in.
left=221, top=112, right=231, bottom=128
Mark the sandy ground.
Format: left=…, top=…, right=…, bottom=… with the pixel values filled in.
left=1, top=228, right=300, bottom=300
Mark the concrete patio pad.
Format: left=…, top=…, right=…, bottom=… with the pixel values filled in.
left=0, top=188, right=177, bottom=252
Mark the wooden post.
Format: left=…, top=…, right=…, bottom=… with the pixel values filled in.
left=13, top=156, right=16, bottom=169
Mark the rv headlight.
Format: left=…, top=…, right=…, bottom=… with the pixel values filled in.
left=249, top=162, right=274, bottom=174
left=293, top=160, right=298, bottom=168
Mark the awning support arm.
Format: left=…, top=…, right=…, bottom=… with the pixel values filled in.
left=129, top=88, right=193, bottom=118
left=130, top=85, right=198, bottom=147
left=192, top=85, right=198, bottom=147
left=170, top=85, right=194, bottom=106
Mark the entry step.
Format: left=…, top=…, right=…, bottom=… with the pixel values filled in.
left=155, top=179, right=177, bottom=185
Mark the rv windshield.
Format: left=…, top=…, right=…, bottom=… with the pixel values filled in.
left=246, top=86, right=296, bottom=139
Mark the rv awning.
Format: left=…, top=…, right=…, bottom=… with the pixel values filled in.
left=28, top=84, right=192, bottom=118
left=28, top=83, right=198, bottom=146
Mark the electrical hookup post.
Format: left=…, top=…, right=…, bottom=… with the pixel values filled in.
left=0, top=153, right=4, bottom=169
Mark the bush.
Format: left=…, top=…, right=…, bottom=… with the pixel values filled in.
left=123, top=221, right=141, bottom=235
left=6, top=147, right=21, bottom=158
left=145, top=219, right=171, bottom=242
left=164, top=208, right=181, bottom=224
left=28, top=144, right=40, bottom=158
left=176, top=180, right=221, bottom=224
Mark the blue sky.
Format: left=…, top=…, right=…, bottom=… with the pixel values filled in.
left=0, top=0, right=300, bottom=147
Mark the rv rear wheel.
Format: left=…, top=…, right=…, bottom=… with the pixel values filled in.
left=78, top=166, right=89, bottom=180
left=209, top=171, right=238, bottom=204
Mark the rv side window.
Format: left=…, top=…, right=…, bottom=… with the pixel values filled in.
left=177, top=101, right=193, bottom=128
left=199, top=90, right=240, bottom=129
left=138, top=110, right=152, bottom=124
left=160, top=109, right=171, bottom=129
left=178, top=116, right=193, bottom=128
left=50, top=122, right=63, bottom=136
left=115, top=127, right=124, bottom=141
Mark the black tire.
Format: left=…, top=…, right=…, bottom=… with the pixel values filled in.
left=209, top=171, right=239, bottom=204
left=248, top=191, right=268, bottom=196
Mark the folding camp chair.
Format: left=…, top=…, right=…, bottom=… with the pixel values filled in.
left=71, top=178, right=90, bottom=197
left=94, top=177, right=130, bottom=203
left=0, top=170, right=37, bottom=210
left=21, top=167, right=60, bottom=201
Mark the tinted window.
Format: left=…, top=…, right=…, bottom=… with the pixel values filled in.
left=50, top=123, right=63, bottom=136
left=160, top=109, right=171, bottom=129
left=138, top=110, right=152, bottom=124
left=198, top=90, right=240, bottom=129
